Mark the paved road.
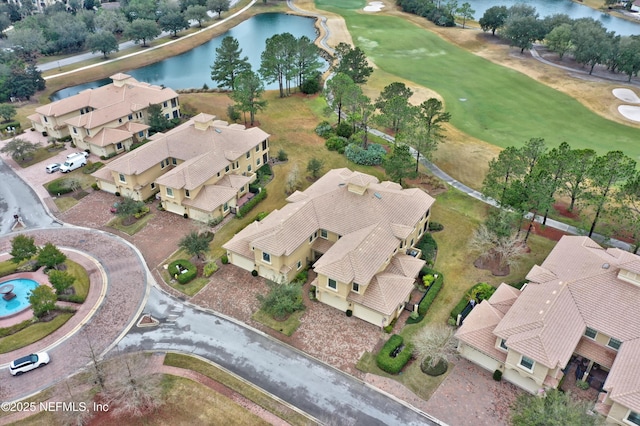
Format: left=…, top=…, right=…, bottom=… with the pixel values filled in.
left=0, top=158, right=59, bottom=235
left=119, top=287, right=442, bottom=426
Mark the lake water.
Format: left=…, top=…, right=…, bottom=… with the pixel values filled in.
left=465, top=0, right=640, bottom=36
left=52, top=13, right=326, bottom=100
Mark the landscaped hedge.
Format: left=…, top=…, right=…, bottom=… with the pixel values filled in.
left=376, top=334, right=413, bottom=374
left=203, top=262, right=218, bottom=278
left=325, top=136, right=349, bottom=154
left=0, top=260, right=18, bottom=278
left=46, top=179, right=73, bottom=196
left=418, top=269, right=443, bottom=317
left=168, top=259, right=197, bottom=284
left=82, top=161, right=104, bottom=174
left=237, top=188, right=267, bottom=218
left=345, top=143, right=386, bottom=166
left=315, top=121, right=333, bottom=138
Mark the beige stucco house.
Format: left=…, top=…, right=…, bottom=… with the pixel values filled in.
left=93, top=112, right=270, bottom=223
left=29, top=73, right=179, bottom=157
left=223, top=168, right=435, bottom=327
left=456, top=235, right=640, bottom=425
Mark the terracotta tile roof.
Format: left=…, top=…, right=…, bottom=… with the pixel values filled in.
left=347, top=272, right=415, bottom=316
left=604, top=338, right=640, bottom=412
left=311, top=237, right=334, bottom=254
left=92, top=166, right=113, bottom=182
left=85, top=128, right=132, bottom=147
left=37, top=74, right=177, bottom=120
left=386, top=254, right=425, bottom=279
left=27, top=113, right=41, bottom=124
left=574, top=337, right=617, bottom=369
left=182, top=185, right=237, bottom=213
left=455, top=300, right=508, bottom=363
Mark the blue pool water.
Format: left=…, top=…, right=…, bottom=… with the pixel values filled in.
left=0, top=279, right=39, bottom=317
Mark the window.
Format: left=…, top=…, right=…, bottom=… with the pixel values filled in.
left=236, top=161, right=239, bottom=168
left=185, top=189, right=190, bottom=198
left=161, top=160, right=166, bottom=168
left=352, top=282, right=359, bottom=293
left=262, top=252, right=271, bottom=263
left=246, top=151, right=251, bottom=159
left=309, top=234, right=314, bottom=243
left=247, top=165, right=252, bottom=172
left=499, top=339, right=508, bottom=351
left=118, top=173, right=126, bottom=183
left=297, top=260, right=302, bottom=270
left=223, top=202, right=228, bottom=211
left=116, top=142, right=123, bottom=150
left=257, top=158, right=261, bottom=165
left=166, top=187, right=173, bottom=197
left=165, top=114, right=170, bottom=119
left=225, top=165, right=230, bottom=173
left=172, top=158, right=177, bottom=165
left=217, top=172, right=221, bottom=177
left=321, top=229, right=328, bottom=239
left=128, top=114, right=133, bottom=120
left=626, top=411, right=640, bottom=426
left=608, top=337, right=622, bottom=351
left=150, top=182, right=155, bottom=190
left=171, top=99, right=177, bottom=107
left=518, top=355, right=535, bottom=372
left=138, top=131, right=144, bottom=137
left=43, top=116, right=48, bottom=123
left=256, top=145, right=260, bottom=152
left=328, top=278, right=337, bottom=290
left=73, top=127, right=77, bottom=134
left=163, top=101, right=168, bottom=108
left=239, top=186, right=244, bottom=192
left=584, top=327, right=597, bottom=339
left=86, top=129, right=90, bottom=136
left=262, top=140, right=268, bottom=150
left=173, top=110, right=179, bottom=119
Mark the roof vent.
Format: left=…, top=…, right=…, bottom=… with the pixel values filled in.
left=374, top=192, right=382, bottom=199
left=338, top=183, right=346, bottom=187
left=215, top=128, right=222, bottom=133
left=602, top=263, right=610, bottom=269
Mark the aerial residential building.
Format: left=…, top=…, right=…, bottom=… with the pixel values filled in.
left=28, top=73, right=179, bottom=157
left=223, top=168, right=435, bottom=327
left=93, top=113, right=270, bottom=222
left=456, top=235, right=640, bottom=425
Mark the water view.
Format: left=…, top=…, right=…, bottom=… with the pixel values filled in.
left=465, top=0, right=640, bottom=36
left=52, top=13, right=326, bottom=100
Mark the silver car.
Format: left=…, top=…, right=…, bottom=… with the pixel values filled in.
left=10, top=352, right=50, bottom=376
left=45, top=163, right=61, bottom=173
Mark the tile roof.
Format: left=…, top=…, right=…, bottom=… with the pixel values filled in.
left=182, top=185, right=238, bottom=212
left=347, top=272, right=415, bottom=316
left=85, top=128, right=133, bottom=147
left=604, top=338, right=640, bottom=411
left=455, top=299, right=508, bottom=363
left=37, top=74, right=177, bottom=121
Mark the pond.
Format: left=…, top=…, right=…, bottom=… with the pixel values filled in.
left=52, top=13, right=327, bottom=100
left=464, top=0, right=640, bottom=36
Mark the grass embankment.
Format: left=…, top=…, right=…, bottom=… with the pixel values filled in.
left=65, top=259, right=90, bottom=300
left=0, top=313, right=73, bottom=354
left=164, top=353, right=315, bottom=426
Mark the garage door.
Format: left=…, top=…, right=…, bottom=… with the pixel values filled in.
left=459, top=344, right=501, bottom=373
left=352, top=304, right=384, bottom=327
left=99, top=181, right=117, bottom=195
left=229, top=253, right=255, bottom=272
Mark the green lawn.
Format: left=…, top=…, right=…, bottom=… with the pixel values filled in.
left=0, top=313, right=74, bottom=354
left=252, top=309, right=303, bottom=336
left=64, top=259, right=90, bottom=300
left=316, top=0, right=640, bottom=157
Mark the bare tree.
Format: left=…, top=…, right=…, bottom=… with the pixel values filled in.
left=412, top=324, right=457, bottom=373
left=285, top=164, right=301, bottom=194
left=82, top=332, right=107, bottom=391
left=57, top=378, right=94, bottom=426
left=103, top=352, right=163, bottom=418
left=469, top=224, right=527, bottom=275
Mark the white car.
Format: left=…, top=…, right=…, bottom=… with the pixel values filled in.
left=10, top=352, right=50, bottom=376
left=45, top=163, right=61, bottom=173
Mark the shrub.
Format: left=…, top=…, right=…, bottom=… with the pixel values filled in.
left=409, top=311, right=419, bottom=320
left=493, top=369, right=503, bottom=381
left=300, top=73, right=321, bottom=94
left=208, top=216, right=223, bottom=227
left=83, top=161, right=104, bottom=174
left=423, top=274, right=435, bottom=287
left=237, top=188, right=267, bottom=218
left=47, top=179, right=74, bottom=196
left=346, top=309, right=352, bottom=317
left=450, top=282, right=497, bottom=321
left=277, top=149, right=288, bottom=161
left=16, top=260, right=39, bottom=272
left=418, top=270, right=443, bottom=316
left=91, top=182, right=99, bottom=190
left=168, top=259, right=197, bottom=284
left=134, top=205, right=150, bottom=219
left=428, top=222, right=444, bottom=232
left=227, top=105, right=241, bottom=122
left=383, top=324, right=393, bottom=333
left=325, top=136, right=349, bottom=153
left=251, top=270, right=258, bottom=277
left=221, top=254, right=229, bottom=264
left=421, top=357, right=448, bottom=376
left=0, top=260, right=19, bottom=278
left=335, top=121, right=353, bottom=138
left=254, top=212, right=269, bottom=221
left=417, top=233, right=437, bottom=265
left=203, top=262, right=219, bottom=278
left=345, top=143, right=386, bottom=166
left=315, top=121, right=333, bottom=138
left=576, top=380, right=590, bottom=390
left=257, top=280, right=305, bottom=320
left=293, top=270, right=308, bottom=284
left=130, top=140, right=149, bottom=151
left=376, top=334, right=413, bottom=374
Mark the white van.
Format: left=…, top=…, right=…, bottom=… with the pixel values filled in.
left=59, top=153, right=87, bottom=173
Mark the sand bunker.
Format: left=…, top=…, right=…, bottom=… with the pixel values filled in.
left=364, top=1, right=384, bottom=12
left=618, top=105, right=640, bottom=122
left=613, top=88, right=640, bottom=103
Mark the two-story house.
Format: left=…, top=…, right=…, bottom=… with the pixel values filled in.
left=93, top=113, right=270, bottom=223
left=456, top=236, right=640, bottom=425
left=223, top=168, right=435, bottom=327
left=29, top=73, right=179, bottom=157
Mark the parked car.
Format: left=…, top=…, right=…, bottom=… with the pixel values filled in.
left=10, top=352, right=50, bottom=376
left=67, top=151, right=89, bottom=159
left=45, top=163, right=61, bottom=173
